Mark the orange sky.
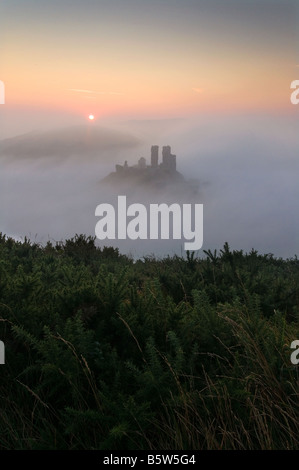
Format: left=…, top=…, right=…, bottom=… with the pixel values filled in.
left=0, top=1, right=298, bottom=122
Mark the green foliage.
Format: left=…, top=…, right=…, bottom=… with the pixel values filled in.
left=0, top=232, right=298, bottom=450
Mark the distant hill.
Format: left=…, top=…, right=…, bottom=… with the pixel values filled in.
left=0, top=125, right=141, bottom=160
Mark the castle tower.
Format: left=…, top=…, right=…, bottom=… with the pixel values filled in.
left=162, top=145, right=171, bottom=165
left=162, top=145, right=176, bottom=172
left=151, top=145, right=159, bottom=168
left=170, top=154, right=176, bottom=172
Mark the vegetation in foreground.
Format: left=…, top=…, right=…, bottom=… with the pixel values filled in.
left=0, top=233, right=298, bottom=450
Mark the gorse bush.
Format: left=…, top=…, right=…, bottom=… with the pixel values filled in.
left=0, top=233, right=298, bottom=449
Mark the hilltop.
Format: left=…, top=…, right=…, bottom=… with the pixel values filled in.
left=101, top=145, right=199, bottom=196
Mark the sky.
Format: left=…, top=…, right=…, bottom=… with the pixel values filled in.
left=0, top=0, right=299, bottom=258
left=0, top=0, right=298, bottom=132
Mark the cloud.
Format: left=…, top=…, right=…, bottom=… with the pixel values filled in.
left=192, top=87, right=204, bottom=94
left=68, top=89, right=124, bottom=95
left=69, top=88, right=104, bottom=94
left=1, top=116, right=298, bottom=259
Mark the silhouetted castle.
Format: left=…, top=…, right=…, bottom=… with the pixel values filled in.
left=115, top=145, right=177, bottom=174
left=102, top=145, right=199, bottom=196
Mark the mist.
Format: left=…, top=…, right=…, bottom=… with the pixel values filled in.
left=0, top=113, right=298, bottom=259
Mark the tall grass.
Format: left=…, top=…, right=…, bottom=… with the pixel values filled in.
left=0, top=234, right=298, bottom=449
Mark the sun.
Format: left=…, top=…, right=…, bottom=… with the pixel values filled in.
left=88, top=114, right=95, bottom=121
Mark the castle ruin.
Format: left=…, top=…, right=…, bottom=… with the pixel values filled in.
left=115, top=145, right=177, bottom=173
left=104, top=144, right=199, bottom=196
